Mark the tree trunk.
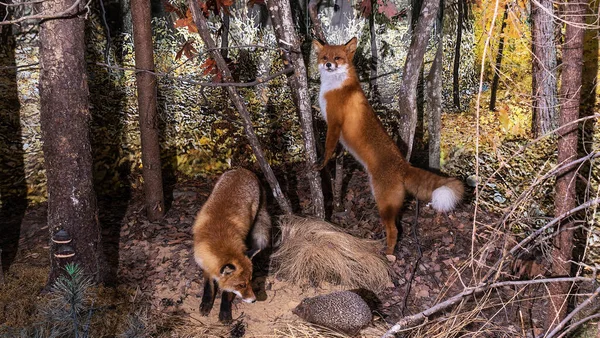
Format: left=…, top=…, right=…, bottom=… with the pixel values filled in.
left=0, top=1, right=28, bottom=277
left=266, top=0, right=326, bottom=218
left=369, top=1, right=379, bottom=98
left=221, top=12, right=230, bottom=60
left=397, top=0, right=441, bottom=159
left=308, top=0, right=327, bottom=43
left=452, top=0, right=464, bottom=110
left=489, top=4, right=509, bottom=112
left=188, top=0, right=293, bottom=215
left=545, top=0, right=585, bottom=329
left=531, top=0, right=558, bottom=137
left=40, top=0, right=104, bottom=285
left=426, top=1, right=443, bottom=170
left=131, top=0, right=165, bottom=222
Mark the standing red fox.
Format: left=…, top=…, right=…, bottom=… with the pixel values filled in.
left=192, top=168, right=271, bottom=322
left=313, top=38, right=464, bottom=256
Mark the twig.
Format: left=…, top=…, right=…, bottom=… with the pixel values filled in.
left=381, top=276, right=595, bottom=338
left=555, top=312, right=600, bottom=338
left=482, top=198, right=600, bottom=283
left=545, top=285, right=600, bottom=338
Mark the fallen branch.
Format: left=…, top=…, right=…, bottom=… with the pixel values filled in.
left=381, top=276, right=595, bottom=338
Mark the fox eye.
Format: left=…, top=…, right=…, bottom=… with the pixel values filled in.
left=334, top=56, right=341, bottom=61
left=238, top=283, right=247, bottom=288
left=322, top=56, right=328, bottom=61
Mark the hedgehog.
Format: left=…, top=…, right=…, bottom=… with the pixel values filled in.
left=292, top=290, right=373, bottom=336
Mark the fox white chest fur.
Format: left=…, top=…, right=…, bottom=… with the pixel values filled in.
left=318, top=64, right=348, bottom=120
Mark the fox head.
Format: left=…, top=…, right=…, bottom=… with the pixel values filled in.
left=313, top=37, right=358, bottom=75
left=216, top=257, right=256, bottom=303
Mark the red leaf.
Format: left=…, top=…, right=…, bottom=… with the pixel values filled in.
left=356, top=0, right=372, bottom=17
left=176, top=40, right=198, bottom=60
left=174, top=9, right=198, bottom=32
left=200, top=58, right=218, bottom=76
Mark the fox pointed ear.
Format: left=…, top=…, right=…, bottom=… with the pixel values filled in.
left=220, top=263, right=236, bottom=276
left=313, top=39, right=324, bottom=53
left=345, top=37, right=358, bottom=55
left=246, top=248, right=261, bottom=260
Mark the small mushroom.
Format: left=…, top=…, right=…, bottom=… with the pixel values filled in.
left=54, top=245, right=75, bottom=259
left=52, top=229, right=72, bottom=244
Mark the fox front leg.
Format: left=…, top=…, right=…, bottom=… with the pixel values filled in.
left=199, top=276, right=218, bottom=316
left=218, top=291, right=235, bottom=323
left=313, top=123, right=342, bottom=171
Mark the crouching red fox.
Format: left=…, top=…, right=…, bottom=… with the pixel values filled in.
left=192, top=168, right=271, bottom=322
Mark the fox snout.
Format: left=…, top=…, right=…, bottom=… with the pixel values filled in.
left=242, top=295, right=256, bottom=303
left=325, top=62, right=333, bottom=69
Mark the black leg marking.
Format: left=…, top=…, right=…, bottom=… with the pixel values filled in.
left=199, top=277, right=217, bottom=316
left=218, top=291, right=235, bottom=323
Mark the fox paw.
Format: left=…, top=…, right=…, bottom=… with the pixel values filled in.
left=199, top=302, right=213, bottom=316
left=219, top=310, right=233, bottom=323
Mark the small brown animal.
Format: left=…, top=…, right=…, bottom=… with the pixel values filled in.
left=313, top=37, right=464, bottom=255
left=293, top=290, right=373, bottom=335
left=192, top=168, right=271, bottom=322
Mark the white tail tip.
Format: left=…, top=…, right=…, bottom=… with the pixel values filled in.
left=431, top=186, right=460, bottom=212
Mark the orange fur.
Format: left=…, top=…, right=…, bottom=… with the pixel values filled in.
left=314, top=38, right=464, bottom=255
left=192, top=168, right=271, bottom=321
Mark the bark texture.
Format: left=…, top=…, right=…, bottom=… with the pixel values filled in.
left=131, top=0, right=165, bottom=221
left=188, top=0, right=293, bottom=215
left=397, top=0, right=440, bottom=159
left=531, top=0, right=558, bottom=136
left=545, top=0, right=585, bottom=329
left=452, top=0, right=464, bottom=109
left=266, top=0, right=326, bottom=218
left=39, top=0, right=104, bottom=284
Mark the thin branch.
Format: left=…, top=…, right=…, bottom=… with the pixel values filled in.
left=0, top=0, right=44, bottom=7
left=94, top=62, right=294, bottom=88
left=555, top=312, right=600, bottom=338
left=0, top=0, right=87, bottom=25
left=381, top=276, right=595, bottom=338
left=545, top=285, right=600, bottom=338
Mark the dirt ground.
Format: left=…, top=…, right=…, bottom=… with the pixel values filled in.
left=1, top=162, right=559, bottom=337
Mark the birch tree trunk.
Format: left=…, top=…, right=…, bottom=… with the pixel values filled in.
left=131, top=0, right=165, bottom=221
left=397, top=0, right=440, bottom=159
left=266, top=0, right=326, bottom=218
left=545, top=0, right=585, bottom=329
left=40, top=0, right=104, bottom=285
left=188, top=0, right=293, bottom=215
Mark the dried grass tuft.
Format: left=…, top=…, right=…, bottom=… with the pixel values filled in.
left=271, top=215, right=391, bottom=293
left=275, top=320, right=388, bottom=338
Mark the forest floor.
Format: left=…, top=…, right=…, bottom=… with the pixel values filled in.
left=0, top=158, right=563, bottom=338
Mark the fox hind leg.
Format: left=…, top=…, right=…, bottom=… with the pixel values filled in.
left=372, top=179, right=405, bottom=255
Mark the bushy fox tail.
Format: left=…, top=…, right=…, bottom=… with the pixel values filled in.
left=404, top=165, right=464, bottom=212
left=250, top=190, right=272, bottom=250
